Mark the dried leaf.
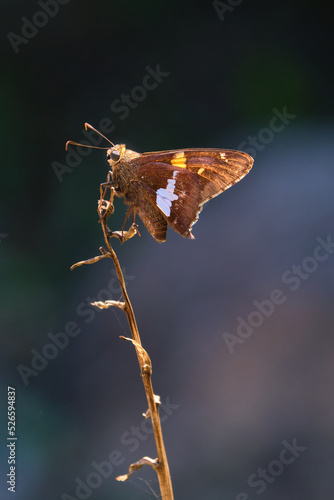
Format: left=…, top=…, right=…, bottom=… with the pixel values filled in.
left=70, top=253, right=109, bottom=270
left=116, top=456, right=158, bottom=482
left=154, top=394, right=161, bottom=406
left=109, top=223, right=139, bottom=243
left=143, top=394, right=161, bottom=418
left=119, top=336, right=152, bottom=370
left=91, top=300, right=125, bottom=310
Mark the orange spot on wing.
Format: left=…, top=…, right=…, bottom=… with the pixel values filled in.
left=171, top=157, right=187, bottom=168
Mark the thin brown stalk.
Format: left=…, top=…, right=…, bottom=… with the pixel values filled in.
left=71, top=199, right=174, bottom=500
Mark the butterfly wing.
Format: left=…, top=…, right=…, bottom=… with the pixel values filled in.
left=129, top=149, right=253, bottom=241
left=137, top=148, right=252, bottom=200
left=135, top=196, right=168, bottom=242
left=134, top=163, right=204, bottom=240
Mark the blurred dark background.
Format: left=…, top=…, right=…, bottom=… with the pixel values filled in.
left=1, top=1, right=334, bottom=499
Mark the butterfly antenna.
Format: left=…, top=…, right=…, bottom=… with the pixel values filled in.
left=65, top=141, right=110, bottom=151
left=85, top=123, right=114, bottom=146
left=65, top=123, right=115, bottom=151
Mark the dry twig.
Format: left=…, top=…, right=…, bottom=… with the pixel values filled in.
left=71, top=190, right=174, bottom=500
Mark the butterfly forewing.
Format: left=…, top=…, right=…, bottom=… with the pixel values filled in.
left=181, top=149, right=253, bottom=204
left=137, top=148, right=251, bottom=194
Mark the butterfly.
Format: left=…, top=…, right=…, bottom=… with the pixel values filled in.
left=67, top=124, right=254, bottom=242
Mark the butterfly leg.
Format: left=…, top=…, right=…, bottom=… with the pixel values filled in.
left=112, top=207, right=139, bottom=242
left=98, top=173, right=139, bottom=243
left=100, top=205, right=139, bottom=244
left=122, top=207, right=140, bottom=238
left=132, top=210, right=141, bottom=237
left=99, top=171, right=116, bottom=212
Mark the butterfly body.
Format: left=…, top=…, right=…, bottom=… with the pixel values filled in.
left=106, top=145, right=254, bottom=242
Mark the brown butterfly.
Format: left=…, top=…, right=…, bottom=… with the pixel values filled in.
left=67, top=124, right=253, bottom=242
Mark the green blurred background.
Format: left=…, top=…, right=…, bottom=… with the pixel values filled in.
left=1, top=1, right=334, bottom=499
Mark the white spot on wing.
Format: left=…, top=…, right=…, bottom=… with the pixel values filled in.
left=220, top=152, right=229, bottom=162
left=156, top=172, right=178, bottom=217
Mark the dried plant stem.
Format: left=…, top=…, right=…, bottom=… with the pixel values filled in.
left=72, top=203, right=174, bottom=499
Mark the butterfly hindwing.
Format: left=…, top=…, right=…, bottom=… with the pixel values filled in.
left=134, top=162, right=207, bottom=239
left=135, top=197, right=168, bottom=242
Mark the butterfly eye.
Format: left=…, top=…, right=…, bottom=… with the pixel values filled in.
left=108, top=151, right=120, bottom=162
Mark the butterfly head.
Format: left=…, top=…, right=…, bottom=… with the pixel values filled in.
left=106, top=144, right=126, bottom=168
